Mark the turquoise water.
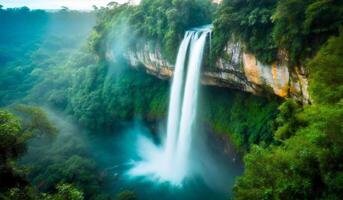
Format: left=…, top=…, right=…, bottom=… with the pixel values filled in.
left=90, top=122, right=243, bottom=200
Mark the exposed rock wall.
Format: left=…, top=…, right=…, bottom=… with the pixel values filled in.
left=126, top=42, right=309, bottom=103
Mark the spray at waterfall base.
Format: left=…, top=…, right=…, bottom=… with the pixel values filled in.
left=127, top=26, right=213, bottom=186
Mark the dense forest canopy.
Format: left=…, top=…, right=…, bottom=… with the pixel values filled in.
left=89, top=0, right=216, bottom=61
left=0, top=0, right=342, bottom=199
left=213, top=0, right=343, bottom=65
left=0, top=7, right=95, bottom=106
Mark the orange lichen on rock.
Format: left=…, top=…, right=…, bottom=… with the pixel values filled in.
left=243, top=53, right=262, bottom=85
left=271, top=63, right=289, bottom=97
left=274, top=83, right=289, bottom=97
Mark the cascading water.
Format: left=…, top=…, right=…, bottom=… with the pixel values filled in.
left=129, top=25, right=212, bottom=185
left=174, top=30, right=209, bottom=181
left=164, top=32, right=193, bottom=169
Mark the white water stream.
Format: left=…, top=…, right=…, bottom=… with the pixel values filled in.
left=129, top=26, right=212, bottom=185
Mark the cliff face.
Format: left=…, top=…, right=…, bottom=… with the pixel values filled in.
left=126, top=42, right=309, bottom=102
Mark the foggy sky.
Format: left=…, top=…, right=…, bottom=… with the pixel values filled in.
left=1, top=0, right=141, bottom=10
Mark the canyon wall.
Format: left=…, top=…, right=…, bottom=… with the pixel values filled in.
left=125, top=42, right=310, bottom=103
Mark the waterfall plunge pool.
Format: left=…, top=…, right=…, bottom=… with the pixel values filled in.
left=89, top=121, right=243, bottom=200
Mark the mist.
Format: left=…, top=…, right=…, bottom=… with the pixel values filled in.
left=1, top=0, right=141, bottom=10
left=17, top=102, right=242, bottom=200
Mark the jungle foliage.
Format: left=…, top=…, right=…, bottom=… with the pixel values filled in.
left=0, top=7, right=95, bottom=106
left=1, top=1, right=342, bottom=200
left=233, top=30, right=343, bottom=200
left=210, top=0, right=343, bottom=199
left=89, top=0, right=215, bottom=62
left=0, top=107, right=85, bottom=200
left=213, top=0, right=343, bottom=65
left=0, top=7, right=123, bottom=200
left=200, top=87, right=279, bottom=151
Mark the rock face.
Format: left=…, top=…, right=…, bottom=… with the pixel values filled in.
left=126, top=42, right=309, bottom=103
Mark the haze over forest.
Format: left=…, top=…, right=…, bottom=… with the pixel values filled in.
left=0, top=0, right=342, bottom=200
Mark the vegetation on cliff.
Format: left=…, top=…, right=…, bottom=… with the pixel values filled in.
left=233, top=29, right=343, bottom=200
left=213, top=0, right=343, bottom=65
left=90, top=0, right=215, bottom=62
left=200, top=87, right=279, bottom=151
left=210, top=2, right=343, bottom=198
left=213, top=0, right=343, bottom=198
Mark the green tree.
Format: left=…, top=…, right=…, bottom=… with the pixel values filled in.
left=0, top=110, right=26, bottom=161
left=308, top=29, right=343, bottom=104
left=213, top=0, right=343, bottom=65
left=0, top=110, right=28, bottom=191
left=213, top=0, right=278, bottom=64
left=272, top=0, right=343, bottom=63
left=44, top=184, right=84, bottom=200
left=274, top=99, right=303, bottom=141
left=91, top=0, right=214, bottom=62
left=114, top=190, right=137, bottom=200
left=0, top=108, right=84, bottom=200
left=14, top=105, right=58, bottom=137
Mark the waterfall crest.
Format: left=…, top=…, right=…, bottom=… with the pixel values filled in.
left=129, top=25, right=211, bottom=185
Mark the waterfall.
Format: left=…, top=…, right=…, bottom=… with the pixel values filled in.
left=129, top=25, right=211, bottom=186
left=174, top=31, right=209, bottom=180
left=164, top=32, right=193, bottom=167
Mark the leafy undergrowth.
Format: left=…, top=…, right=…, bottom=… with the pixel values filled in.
left=200, top=86, right=280, bottom=152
